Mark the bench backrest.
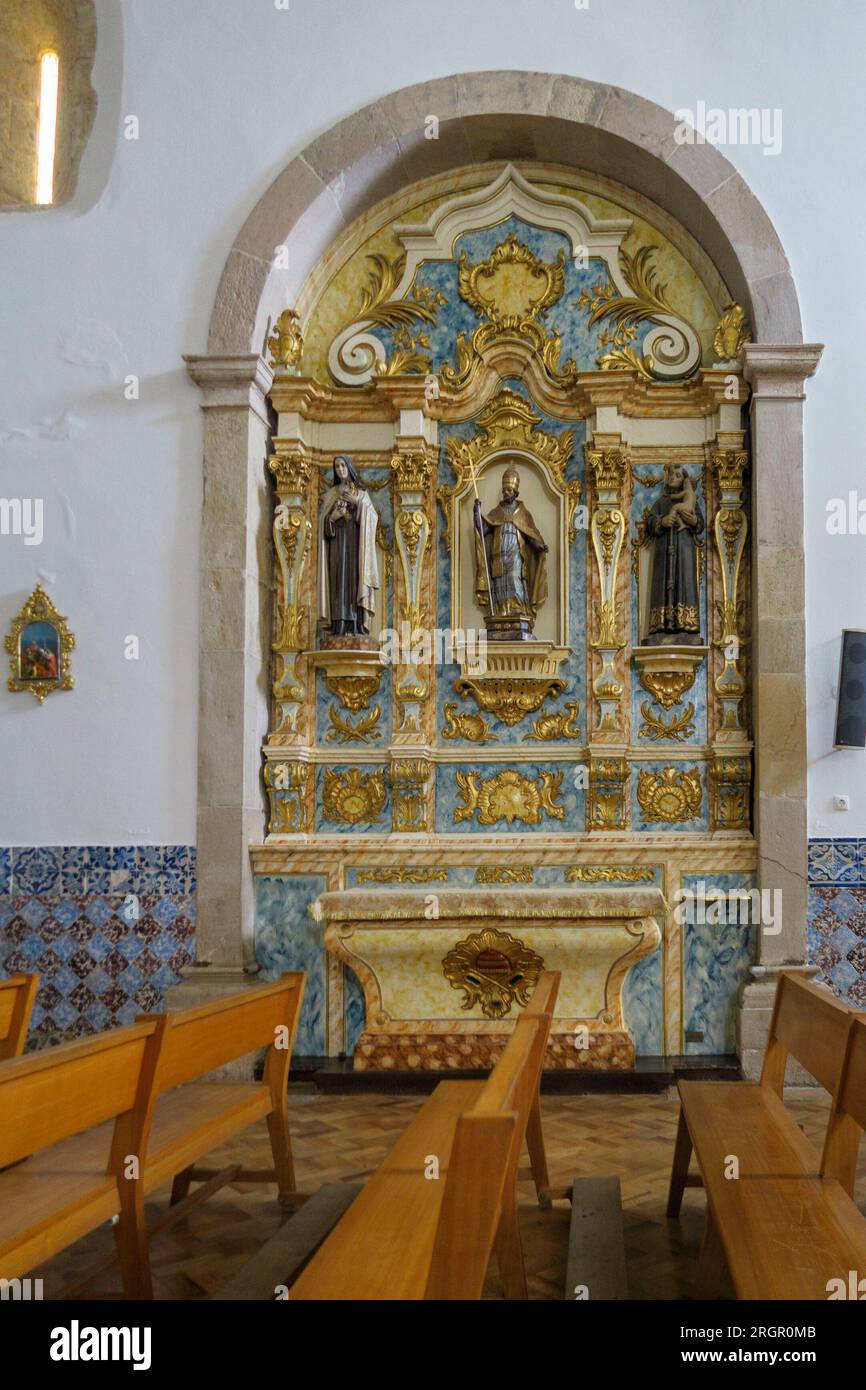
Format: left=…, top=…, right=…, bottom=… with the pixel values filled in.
left=821, top=1015, right=866, bottom=1196
left=0, top=1020, right=162, bottom=1170
left=424, top=970, right=559, bottom=1298
left=0, top=973, right=38, bottom=1060
left=760, top=971, right=853, bottom=1097
left=148, top=972, right=305, bottom=1095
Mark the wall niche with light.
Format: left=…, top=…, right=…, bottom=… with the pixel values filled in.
left=0, top=0, right=97, bottom=210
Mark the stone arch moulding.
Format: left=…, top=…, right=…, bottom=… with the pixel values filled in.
left=182, top=71, right=822, bottom=1081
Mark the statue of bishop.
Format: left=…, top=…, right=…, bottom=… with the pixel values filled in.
left=473, top=465, right=548, bottom=641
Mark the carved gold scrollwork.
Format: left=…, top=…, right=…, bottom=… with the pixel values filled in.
left=522, top=702, right=581, bottom=741
left=638, top=667, right=697, bottom=710
left=709, top=752, right=751, bottom=831
left=586, top=445, right=629, bottom=735
left=324, top=673, right=382, bottom=714
left=636, top=766, right=703, bottom=823
left=712, top=303, right=752, bottom=362
left=441, top=702, right=497, bottom=743
left=454, top=768, right=565, bottom=826
left=267, top=309, right=304, bottom=372
left=442, top=926, right=545, bottom=1019
left=587, top=756, right=630, bottom=830
left=267, top=452, right=314, bottom=742
left=475, top=866, right=535, bottom=883
left=567, top=866, right=655, bottom=883
left=638, top=701, right=696, bottom=742
left=438, top=389, right=576, bottom=547
left=390, top=759, right=431, bottom=833
left=454, top=675, right=566, bottom=727
left=322, top=768, right=387, bottom=825
left=391, top=449, right=434, bottom=741
left=711, top=448, right=749, bottom=731
left=264, top=761, right=309, bottom=834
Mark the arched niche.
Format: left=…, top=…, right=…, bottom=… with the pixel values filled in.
left=183, top=72, right=822, bottom=1079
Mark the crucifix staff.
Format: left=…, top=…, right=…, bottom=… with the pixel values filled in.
left=468, top=457, right=498, bottom=620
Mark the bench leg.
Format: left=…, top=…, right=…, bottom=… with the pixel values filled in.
left=495, top=1193, right=528, bottom=1300
left=170, top=1165, right=194, bottom=1206
left=266, top=1106, right=297, bottom=1203
left=525, top=1094, right=551, bottom=1209
left=114, top=1183, right=153, bottom=1300
left=695, top=1210, right=728, bottom=1300
left=666, top=1106, right=693, bottom=1218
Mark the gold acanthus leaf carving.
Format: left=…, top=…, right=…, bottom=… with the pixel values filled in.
left=522, top=702, right=581, bottom=742
left=636, top=766, right=703, bottom=823
left=638, top=700, right=696, bottom=742
left=397, top=509, right=425, bottom=568
left=713, top=303, right=752, bottom=361
left=454, top=675, right=566, bottom=727
left=458, top=234, right=566, bottom=326
left=324, top=672, right=382, bottom=714
left=439, top=388, right=576, bottom=546
left=324, top=704, right=382, bottom=744
left=638, top=667, right=697, bottom=710
left=357, top=868, right=447, bottom=884
left=576, top=246, right=697, bottom=380
left=441, top=702, right=497, bottom=743
left=454, top=768, right=565, bottom=826
left=442, top=927, right=544, bottom=1020
left=322, top=768, right=387, bottom=825
left=475, top=866, right=535, bottom=884
left=566, top=866, right=655, bottom=883
left=267, top=309, right=303, bottom=370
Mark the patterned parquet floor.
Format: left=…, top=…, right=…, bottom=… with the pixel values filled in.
left=33, top=1086, right=866, bottom=1301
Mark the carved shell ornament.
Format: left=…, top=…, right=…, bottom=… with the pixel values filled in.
left=327, top=164, right=701, bottom=386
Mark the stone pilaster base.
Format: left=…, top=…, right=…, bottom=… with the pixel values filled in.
left=737, top=964, right=819, bottom=1083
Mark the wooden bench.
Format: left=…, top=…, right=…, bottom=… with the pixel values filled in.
left=288, top=970, right=560, bottom=1300
left=0, top=972, right=306, bottom=1298
left=0, top=1020, right=163, bottom=1296
left=667, top=971, right=866, bottom=1299
left=0, top=973, right=38, bottom=1059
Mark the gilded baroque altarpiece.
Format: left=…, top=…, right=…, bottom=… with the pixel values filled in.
left=252, top=164, right=756, bottom=1067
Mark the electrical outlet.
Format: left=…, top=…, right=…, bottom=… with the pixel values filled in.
left=834, top=795, right=851, bottom=812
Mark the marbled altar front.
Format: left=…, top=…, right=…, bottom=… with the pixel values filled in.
left=312, top=886, right=663, bottom=1069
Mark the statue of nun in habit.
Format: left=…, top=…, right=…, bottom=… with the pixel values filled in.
left=318, top=455, right=380, bottom=639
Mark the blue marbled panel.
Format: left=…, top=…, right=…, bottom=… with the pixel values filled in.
left=254, top=874, right=328, bottom=1056
left=623, top=946, right=663, bottom=1056
left=682, top=872, right=757, bottom=1054
left=345, top=966, right=366, bottom=1054
left=435, top=761, right=583, bottom=834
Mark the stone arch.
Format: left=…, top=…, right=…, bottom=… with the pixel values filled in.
left=186, top=72, right=820, bottom=1079
left=207, top=71, right=802, bottom=355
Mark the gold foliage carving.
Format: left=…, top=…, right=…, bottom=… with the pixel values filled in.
left=454, top=675, right=566, bottom=727
left=442, top=927, right=544, bottom=1020
left=441, top=702, right=497, bottom=743
left=454, top=768, right=565, bottom=826
left=638, top=700, right=696, bottom=742
left=439, top=388, right=578, bottom=546
left=522, top=703, right=581, bottom=741
left=357, top=868, right=447, bottom=884
left=267, top=309, right=303, bottom=370
left=475, top=866, right=535, bottom=884
left=324, top=672, right=382, bottom=714
left=576, top=246, right=693, bottom=379
left=324, top=704, right=382, bottom=744
left=636, top=766, right=703, bottom=823
left=458, top=234, right=565, bottom=327
left=322, top=768, right=387, bottom=825
left=713, top=303, right=751, bottom=361
left=566, top=866, right=654, bottom=883
left=638, top=667, right=697, bottom=710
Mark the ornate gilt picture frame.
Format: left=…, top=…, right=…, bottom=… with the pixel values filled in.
left=5, top=584, right=75, bottom=703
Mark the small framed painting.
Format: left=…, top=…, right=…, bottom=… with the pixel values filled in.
left=5, top=585, right=75, bottom=703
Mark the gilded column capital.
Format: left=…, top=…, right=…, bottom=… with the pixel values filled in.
left=586, top=445, right=630, bottom=499
left=390, top=449, right=434, bottom=495
left=269, top=449, right=314, bottom=497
